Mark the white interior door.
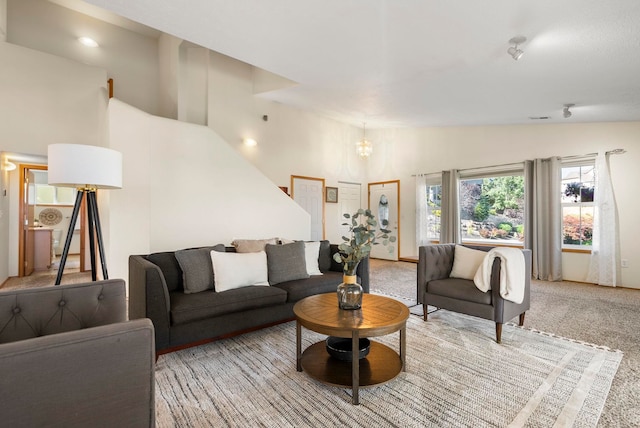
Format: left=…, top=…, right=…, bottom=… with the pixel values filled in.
left=337, top=182, right=361, bottom=240
left=292, top=176, right=324, bottom=241
left=369, top=181, right=399, bottom=261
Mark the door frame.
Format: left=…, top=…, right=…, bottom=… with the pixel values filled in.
left=290, top=175, right=326, bottom=240
left=18, top=164, right=86, bottom=277
left=368, top=180, right=401, bottom=260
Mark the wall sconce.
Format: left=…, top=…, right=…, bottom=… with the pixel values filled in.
left=356, top=123, right=372, bottom=159
left=3, top=161, right=16, bottom=171
left=243, top=138, right=258, bottom=147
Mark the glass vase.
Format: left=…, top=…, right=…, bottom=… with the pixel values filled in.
left=337, top=274, right=363, bottom=310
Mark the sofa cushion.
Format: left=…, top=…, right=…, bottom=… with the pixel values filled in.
left=428, top=278, right=492, bottom=305
left=175, top=245, right=226, bottom=294
left=273, top=271, right=343, bottom=302
left=318, top=240, right=332, bottom=272
left=304, top=241, right=323, bottom=276
left=232, top=238, right=278, bottom=253
left=265, top=242, right=309, bottom=285
left=210, top=251, right=269, bottom=291
left=146, top=251, right=183, bottom=292
left=450, top=245, right=487, bottom=280
left=169, top=286, right=287, bottom=325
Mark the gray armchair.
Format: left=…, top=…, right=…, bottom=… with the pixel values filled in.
left=0, top=279, right=155, bottom=427
left=417, top=244, right=531, bottom=343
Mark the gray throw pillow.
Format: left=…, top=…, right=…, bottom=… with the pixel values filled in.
left=318, top=240, right=332, bottom=272
left=175, top=245, right=226, bottom=294
left=146, top=252, right=183, bottom=292
left=265, top=241, right=309, bottom=285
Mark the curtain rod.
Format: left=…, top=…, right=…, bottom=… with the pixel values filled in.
left=411, top=162, right=524, bottom=177
left=412, top=148, right=626, bottom=177
left=561, top=148, right=626, bottom=161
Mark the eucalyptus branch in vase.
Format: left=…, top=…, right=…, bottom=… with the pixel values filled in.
left=333, top=209, right=396, bottom=277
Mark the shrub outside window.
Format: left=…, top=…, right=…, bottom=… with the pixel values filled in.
left=459, top=174, right=525, bottom=244
left=561, top=164, right=594, bottom=249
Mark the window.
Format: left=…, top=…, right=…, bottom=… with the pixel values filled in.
left=32, top=170, right=76, bottom=205
left=561, top=163, right=595, bottom=249
left=459, top=173, right=525, bottom=244
left=426, top=184, right=442, bottom=241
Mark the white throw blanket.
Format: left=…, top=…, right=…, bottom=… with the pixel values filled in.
left=473, top=247, right=526, bottom=304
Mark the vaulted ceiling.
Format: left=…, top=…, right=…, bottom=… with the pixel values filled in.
left=84, top=0, right=640, bottom=128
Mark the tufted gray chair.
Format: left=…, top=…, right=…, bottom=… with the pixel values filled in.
left=418, top=244, right=531, bottom=343
left=0, top=279, right=155, bottom=427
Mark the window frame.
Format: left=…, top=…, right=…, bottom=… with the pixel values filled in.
left=561, top=160, right=595, bottom=252
left=458, top=166, right=525, bottom=247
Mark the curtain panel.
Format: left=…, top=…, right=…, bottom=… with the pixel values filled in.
left=440, top=169, right=460, bottom=244
left=586, top=152, right=620, bottom=286
left=525, top=157, right=563, bottom=281
left=415, top=175, right=429, bottom=247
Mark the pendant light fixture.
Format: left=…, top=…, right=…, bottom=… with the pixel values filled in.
left=356, top=122, right=372, bottom=159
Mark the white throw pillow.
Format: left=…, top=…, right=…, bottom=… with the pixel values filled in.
left=210, top=250, right=269, bottom=292
left=449, top=245, right=487, bottom=280
left=304, top=241, right=323, bottom=276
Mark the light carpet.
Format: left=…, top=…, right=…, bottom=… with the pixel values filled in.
left=155, top=311, right=622, bottom=427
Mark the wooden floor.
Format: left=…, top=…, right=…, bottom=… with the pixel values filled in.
left=0, top=255, right=89, bottom=290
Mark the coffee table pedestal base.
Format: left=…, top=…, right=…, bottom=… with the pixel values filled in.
left=299, top=341, right=402, bottom=404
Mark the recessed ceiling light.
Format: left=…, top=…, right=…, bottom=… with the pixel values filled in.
left=243, top=138, right=257, bottom=147
left=78, top=37, right=99, bottom=48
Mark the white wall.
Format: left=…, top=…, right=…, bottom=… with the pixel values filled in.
left=178, top=43, right=208, bottom=125
left=0, top=42, right=108, bottom=154
left=0, top=0, right=6, bottom=42
left=107, top=99, right=311, bottom=281
left=205, top=51, right=369, bottom=242
left=157, top=33, right=181, bottom=119
left=7, top=0, right=159, bottom=115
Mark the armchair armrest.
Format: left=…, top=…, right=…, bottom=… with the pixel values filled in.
left=129, top=255, right=172, bottom=350
left=0, top=318, right=155, bottom=427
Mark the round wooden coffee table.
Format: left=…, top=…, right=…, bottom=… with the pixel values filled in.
left=293, top=293, right=410, bottom=405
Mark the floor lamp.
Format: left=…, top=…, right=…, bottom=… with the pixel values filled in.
left=47, top=144, right=122, bottom=285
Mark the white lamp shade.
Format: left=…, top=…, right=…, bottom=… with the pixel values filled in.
left=48, top=144, right=122, bottom=189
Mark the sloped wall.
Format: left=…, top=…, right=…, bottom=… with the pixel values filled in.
left=0, top=42, right=108, bottom=155
left=107, top=99, right=310, bottom=281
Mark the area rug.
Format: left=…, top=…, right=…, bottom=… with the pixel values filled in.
left=155, top=311, right=622, bottom=427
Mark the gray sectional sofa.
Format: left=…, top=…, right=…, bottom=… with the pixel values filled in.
left=129, top=240, right=369, bottom=354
